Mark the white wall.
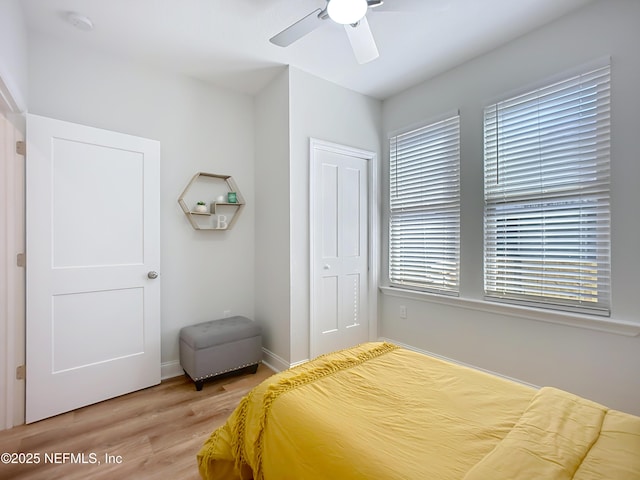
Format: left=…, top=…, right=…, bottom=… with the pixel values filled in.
left=254, top=68, right=292, bottom=367
left=28, top=33, right=256, bottom=376
left=381, top=0, right=640, bottom=415
left=254, top=67, right=382, bottom=366
left=288, top=67, right=382, bottom=363
left=0, top=0, right=28, bottom=112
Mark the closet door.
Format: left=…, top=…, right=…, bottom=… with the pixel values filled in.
left=310, top=139, right=372, bottom=357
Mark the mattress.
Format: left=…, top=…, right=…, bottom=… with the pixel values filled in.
left=197, top=342, right=640, bottom=480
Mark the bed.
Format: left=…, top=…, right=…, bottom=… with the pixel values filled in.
left=197, top=342, right=640, bottom=480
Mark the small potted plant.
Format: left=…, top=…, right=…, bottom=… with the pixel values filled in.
left=194, top=201, right=208, bottom=213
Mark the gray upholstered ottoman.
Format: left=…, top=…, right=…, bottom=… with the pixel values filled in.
left=179, top=316, right=262, bottom=391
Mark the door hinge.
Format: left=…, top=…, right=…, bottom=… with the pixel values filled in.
left=16, top=365, right=26, bottom=380
left=16, top=141, right=26, bottom=156
left=16, top=253, right=25, bottom=267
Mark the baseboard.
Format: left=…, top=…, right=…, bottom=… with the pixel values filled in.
left=261, top=348, right=290, bottom=372
left=161, top=360, right=183, bottom=380
left=378, top=337, right=539, bottom=389
left=290, top=358, right=309, bottom=368
left=163, top=349, right=306, bottom=378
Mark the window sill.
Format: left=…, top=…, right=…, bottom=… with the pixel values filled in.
left=379, top=286, right=640, bottom=337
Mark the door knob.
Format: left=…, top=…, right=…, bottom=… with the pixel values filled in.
left=324, top=264, right=330, bottom=270
left=147, top=271, right=158, bottom=279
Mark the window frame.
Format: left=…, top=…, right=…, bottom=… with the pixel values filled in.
left=483, top=64, right=612, bottom=316
left=388, top=113, right=461, bottom=295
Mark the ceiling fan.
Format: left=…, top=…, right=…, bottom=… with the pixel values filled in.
left=269, top=0, right=386, bottom=65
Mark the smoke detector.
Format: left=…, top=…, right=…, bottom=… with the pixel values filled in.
left=66, top=12, right=94, bottom=31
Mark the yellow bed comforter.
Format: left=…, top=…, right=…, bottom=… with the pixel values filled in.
left=464, top=386, right=640, bottom=480
left=197, top=342, right=640, bottom=480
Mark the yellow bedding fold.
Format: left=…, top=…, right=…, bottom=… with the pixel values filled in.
left=574, top=409, right=640, bottom=479
left=197, top=342, right=535, bottom=480
left=463, top=387, right=640, bottom=480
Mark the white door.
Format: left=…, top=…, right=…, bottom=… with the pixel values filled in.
left=310, top=140, right=372, bottom=357
left=25, top=114, right=161, bottom=423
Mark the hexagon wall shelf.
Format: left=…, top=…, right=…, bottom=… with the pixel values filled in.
left=178, top=172, right=245, bottom=230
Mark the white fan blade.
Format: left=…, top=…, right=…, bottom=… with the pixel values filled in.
left=344, top=16, right=379, bottom=64
left=270, top=8, right=324, bottom=47
left=374, top=0, right=429, bottom=12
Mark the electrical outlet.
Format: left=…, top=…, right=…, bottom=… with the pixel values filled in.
left=223, top=309, right=232, bottom=318
left=399, top=305, right=407, bottom=319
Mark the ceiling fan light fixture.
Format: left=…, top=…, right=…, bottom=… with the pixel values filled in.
left=327, top=0, right=368, bottom=25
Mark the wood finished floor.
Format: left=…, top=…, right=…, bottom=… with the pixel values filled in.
left=0, top=365, right=274, bottom=480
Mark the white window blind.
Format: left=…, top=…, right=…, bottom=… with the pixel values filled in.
left=389, top=115, right=460, bottom=294
left=484, top=64, right=611, bottom=315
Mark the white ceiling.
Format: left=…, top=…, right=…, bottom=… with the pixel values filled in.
left=21, top=0, right=595, bottom=100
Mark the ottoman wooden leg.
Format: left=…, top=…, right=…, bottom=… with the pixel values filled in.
left=249, top=363, right=259, bottom=374
left=195, top=380, right=204, bottom=391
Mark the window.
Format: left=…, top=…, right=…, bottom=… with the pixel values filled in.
left=484, top=65, right=611, bottom=315
left=389, top=115, right=460, bottom=294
